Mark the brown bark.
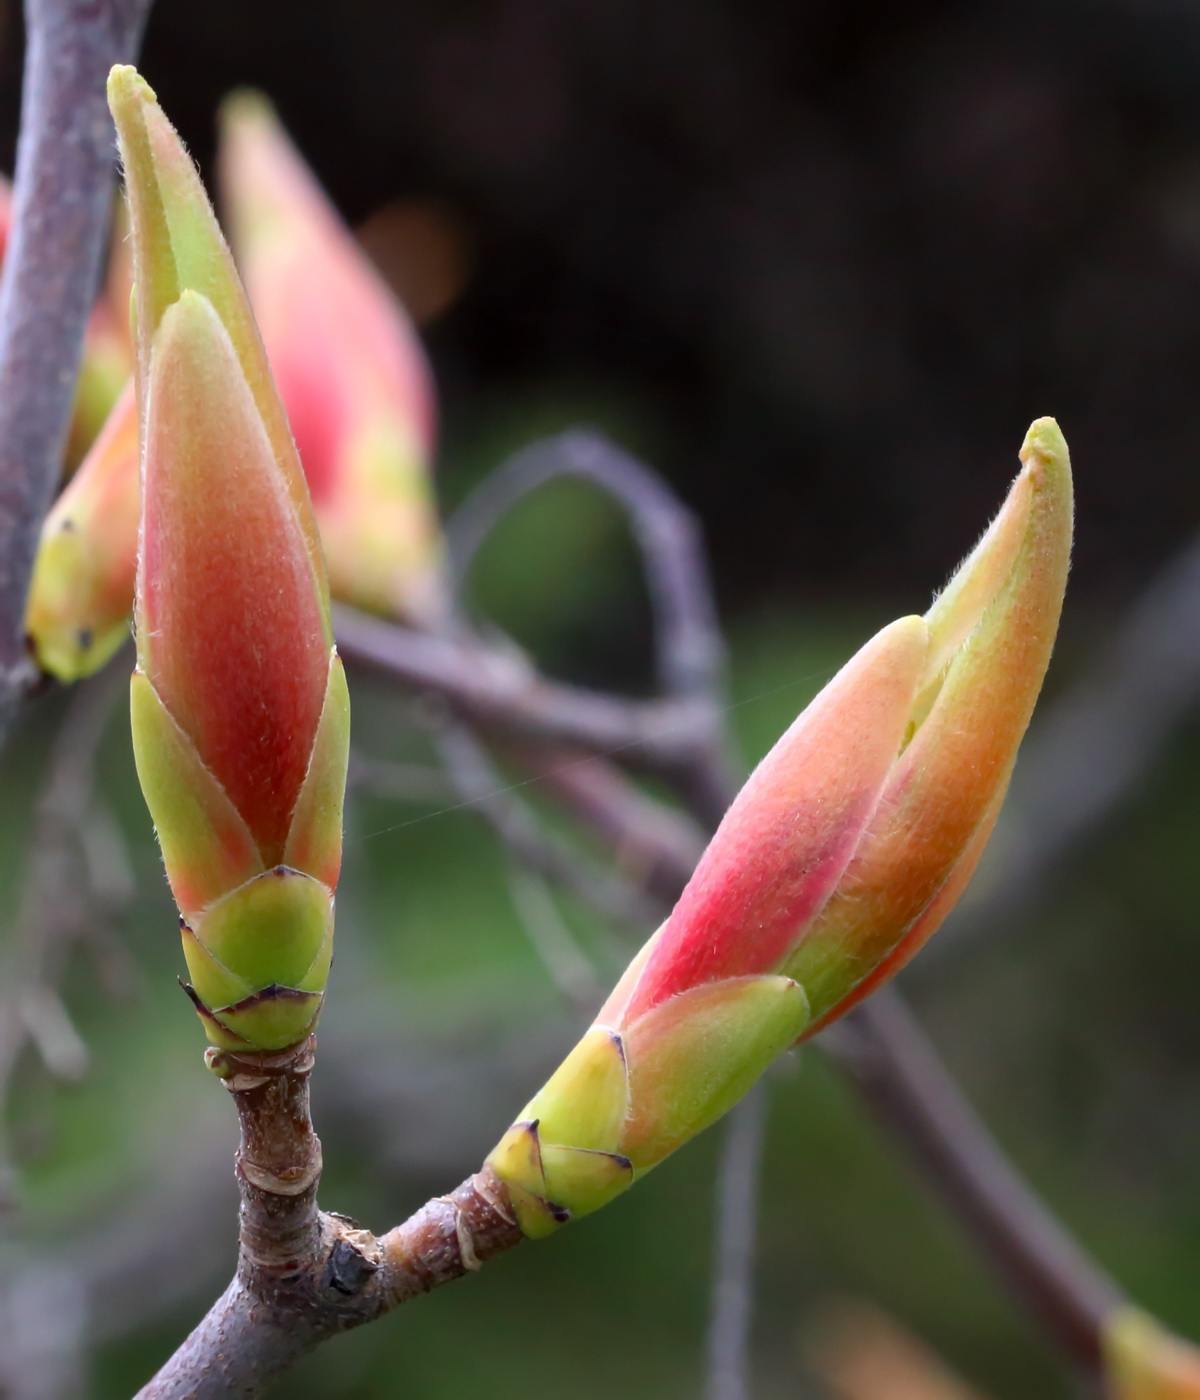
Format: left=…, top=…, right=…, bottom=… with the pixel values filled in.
left=136, top=1040, right=523, bottom=1400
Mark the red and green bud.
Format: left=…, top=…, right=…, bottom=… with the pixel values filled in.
left=218, top=91, right=447, bottom=626
left=490, top=419, right=1072, bottom=1235
left=26, top=382, right=139, bottom=680
left=110, top=66, right=349, bottom=1054
left=1106, top=1309, right=1200, bottom=1399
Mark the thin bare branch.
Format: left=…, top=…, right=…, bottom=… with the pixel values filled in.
left=433, top=720, right=661, bottom=928
left=706, top=1085, right=770, bottom=1400
left=347, top=751, right=456, bottom=805
left=335, top=605, right=716, bottom=770
left=446, top=430, right=737, bottom=821
left=0, top=658, right=129, bottom=1189
left=0, top=0, right=152, bottom=738
left=822, top=990, right=1123, bottom=1368
left=504, top=865, right=606, bottom=1008
left=448, top=429, right=726, bottom=704
left=515, top=741, right=707, bottom=905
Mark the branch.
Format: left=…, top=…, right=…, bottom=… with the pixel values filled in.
left=463, top=746, right=1128, bottom=1374
left=447, top=430, right=726, bottom=705
left=446, top=429, right=737, bottom=822
left=821, top=991, right=1123, bottom=1368
left=433, top=720, right=663, bottom=929
left=0, top=657, right=128, bottom=1198
left=440, top=430, right=1132, bottom=1381
left=512, top=741, right=707, bottom=906
left=706, top=1085, right=770, bottom=1400
left=148, top=431, right=1139, bottom=1391
left=0, top=0, right=152, bottom=738
left=136, top=1039, right=523, bottom=1400
left=334, top=604, right=716, bottom=771
left=347, top=750, right=456, bottom=805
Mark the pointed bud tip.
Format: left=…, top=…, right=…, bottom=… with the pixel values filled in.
left=107, top=64, right=154, bottom=112
left=1019, top=415, right=1068, bottom=472
left=1018, top=415, right=1074, bottom=521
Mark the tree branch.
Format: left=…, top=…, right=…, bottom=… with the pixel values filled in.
left=446, top=429, right=737, bottom=821
left=136, top=1038, right=523, bottom=1400
left=334, top=604, right=716, bottom=771
left=820, top=991, right=1123, bottom=1369
left=433, top=720, right=663, bottom=929
left=461, top=741, right=1129, bottom=1376
left=0, top=0, right=152, bottom=739
left=447, top=430, right=726, bottom=705
left=143, top=428, right=1143, bottom=1392
left=706, top=1085, right=770, bottom=1400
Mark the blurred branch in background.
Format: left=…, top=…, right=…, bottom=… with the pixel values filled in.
left=335, top=602, right=716, bottom=770
left=447, top=431, right=729, bottom=706
left=0, top=656, right=132, bottom=1202
left=706, top=1086, right=771, bottom=1400
left=0, top=658, right=133, bottom=1400
left=446, top=429, right=736, bottom=822
left=821, top=993, right=1122, bottom=1369
left=432, top=719, right=661, bottom=934
left=0, top=0, right=151, bottom=740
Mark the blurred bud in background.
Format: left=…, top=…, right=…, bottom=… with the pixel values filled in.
left=66, top=298, right=133, bottom=473
left=490, top=420, right=1072, bottom=1236
left=804, top=1297, right=991, bottom=1400
left=219, top=91, right=449, bottom=627
left=1106, top=1309, right=1200, bottom=1399
left=26, top=91, right=467, bottom=685
left=111, top=65, right=350, bottom=1054
left=26, top=382, right=138, bottom=681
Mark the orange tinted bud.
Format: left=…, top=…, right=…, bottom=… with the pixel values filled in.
left=790, top=418, right=1072, bottom=1028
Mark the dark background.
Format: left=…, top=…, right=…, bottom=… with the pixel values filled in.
left=7, top=0, right=1200, bottom=613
